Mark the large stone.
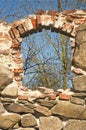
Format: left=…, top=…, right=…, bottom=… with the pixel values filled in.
left=19, top=128, right=35, bottom=130
left=34, top=104, right=51, bottom=117
left=39, top=116, right=63, bottom=130
left=0, top=113, right=21, bottom=129
left=1, top=83, right=18, bottom=98
left=0, top=102, right=5, bottom=114
left=72, top=93, right=86, bottom=98
left=51, top=101, right=86, bottom=120
left=7, top=103, right=34, bottom=114
left=63, top=120, right=86, bottom=130
left=36, top=99, right=57, bottom=108
left=73, top=75, right=86, bottom=92
left=21, top=114, right=37, bottom=127
left=73, top=22, right=86, bottom=70
left=70, top=97, right=85, bottom=106
left=0, top=65, right=13, bottom=90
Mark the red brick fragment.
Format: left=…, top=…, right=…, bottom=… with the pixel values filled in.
left=59, top=93, right=70, bottom=101
left=12, top=28, right=20, bottom=38
left=66, top=16, right=74, bottom=22
left=11, top=43, right=21, bottom=49
left=47, top=10, right=59, bottom=16
left=17, top=24, right=25, bottom=35
left=13, top=68, right=23, bottom=74
left=9, top=29, right=15, bottom=39
left=18, top=95, right=28, bottom=100
left=0, top=32, right=3, bottom=37
left=31, top=18, right=37, bottom=29
left=62, top=10, right=76, bottom=15
left=53, top=91, right=62, bottom=96
left=74, top=19, right=86, bottom=25
left=48, top=94, right=56, bottom=100
left=36, top=14, right=41, bottom=25
left=36, top=9, right=45, bottom=15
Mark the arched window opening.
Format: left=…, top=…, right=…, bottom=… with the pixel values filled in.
left=21, top=29, right=73, bottom=90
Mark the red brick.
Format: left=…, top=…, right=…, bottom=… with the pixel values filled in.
left=13, top=68, right=23, bottom=74
left=13, top=59, right=23, bottom=64
left=31, top=18, right=37, bottom=29
left=22, top=21, right=30, bottom=32
left=9, top=29, right=15, bottom=39
left=66, top=16, right=74, bottom=22
left=36, top=14, right=41, bottom=25
left=62, top=10, right=76, bottom=15
left=18, top=95, right=28, bottom=100
left=36, top=9, right=45, bottom=15
left=48, top=94, right=56, bottom=100
left=0, top=32, right=3, bottom=37
left=47, top=10, right=59, bottom=16
left=17, top=24, right=25, bottom=35
left=74, top=19, right=86, bottom=25
left=12, top=28, right=20, bottom=38
left=59, top=93, right=70, bottom=101
left=11, top=43, right=21, bottom=49
left=53, top=91, right=62, bottom=96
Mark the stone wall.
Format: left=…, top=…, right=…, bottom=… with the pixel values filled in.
left=0, top=10, right=86, bottom=130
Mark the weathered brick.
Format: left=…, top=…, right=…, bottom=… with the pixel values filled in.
left=36, top=9, right=45, bottom=15
left=12, top=28, right=20, bottom=38
left=18, top=95, right=28, bottom=100
left=11, top=43, right=21, bottom=49
left=59, top=93, right=70, bottom=101
left=36, top=14, right=41, bottom=25
left=9, top=29, right=15, bottom=39
left=13, top=59, right=23, bottom=64
left=17, top=24, right=25, bottom=35
left=13, top=68, right=23, bottom=74
left=31, top=18, right=37, bottom=29
left=74, top=19, right=86, bottom=25
left=48, top=94, right=56, bottom=100
left=47, top=10, right=59, bottom=16
left=0, top=32, right=3, bottom=37
left=62, top=10, right=76, bottom=15
left=66, top=16, right=74, bottom=22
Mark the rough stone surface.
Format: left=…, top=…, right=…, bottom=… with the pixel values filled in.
left=73, top=22, right=86, bottom=70
left=72, top=93, right=86, bottom=98
left=0, top=113, right=21, bottom=130
left=73, top=75, right=86, bottom=92
left=51, top=101, right=86, bottom=120
left=63, top=120, right=86, bottom=130
left=7, top=103, right=34, bottom=114
left=0, top=102, right=5, bottom=114
left=21, top=114, right=37, bottom=127
left=0, top=65, right=13, bottom=90
left=36, top=99, right=57, bottom=108
left=1, top=85, right=18, bottom=98
left=34, top=104, right=51, bottom=117
left=19, top=128, right=35, bottom=130
left=70, top=97, right=85, bottom=105
left=39, top=116, right=63, bottom=130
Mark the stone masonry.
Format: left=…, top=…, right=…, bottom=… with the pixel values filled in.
left=0, top=9, right=86, bottom=130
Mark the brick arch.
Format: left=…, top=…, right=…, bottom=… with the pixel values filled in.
left=1, top=9, right=86, bottom=90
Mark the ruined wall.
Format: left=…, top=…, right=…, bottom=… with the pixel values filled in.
left=0, top=10, right=86, bottom=130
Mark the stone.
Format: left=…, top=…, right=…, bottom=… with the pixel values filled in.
left=73, top=22, right=86, bottom=70
left=70, top=97, right=85, bottom=105
left=73, top=75, right=86, bottom=92
left=63, top=120, right=86, bottom=130
left=19, top=128, right=35, bottom=130
left=7, top=103, right=34, bottom=114
left=0, top=102, right=5, bottom=114
left=72, top=93, right=86, bottom=98
left=0, top=113, right=21, bottom=129
left=39, top=116, right=63, bottom=130
left=36, top=87, right=54, bottom=94
left=51, top=101, right=86, bottom=120
left=48, top=94, right=56, bottom=100
left=21, top=114, right=37, bottom=127
left=34, top=104, right=51, bottom=117
left=0, top=65, right=13, bottom=90
left=1, top=85, right=18, bottom=98
left=36, top=99, right=57, bottom=108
